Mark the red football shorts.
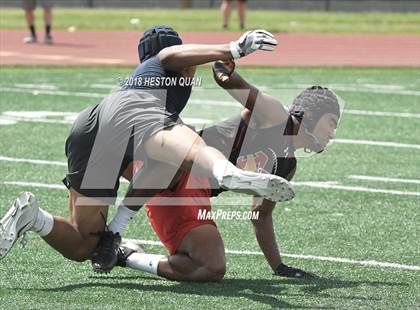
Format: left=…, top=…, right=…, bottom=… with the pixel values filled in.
left=145, top=172, right=216, bottom=255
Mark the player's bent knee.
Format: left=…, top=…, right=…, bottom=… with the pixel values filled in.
left=196, top=260, right=226, bottom=282
left=205, top=263, right=226, bottom=282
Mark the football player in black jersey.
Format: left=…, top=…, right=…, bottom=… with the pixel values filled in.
left=1, top=27, right=294, bottom=271
left=104, top=60, right=341, bottom=281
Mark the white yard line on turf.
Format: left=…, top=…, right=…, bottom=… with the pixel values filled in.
left=0, top=115, right=211, bottom=126
left=325, top=85, right=420, bottom=96
left=0, top=119, right=17, bottom=125
left=2, top=177, right=420, bottom=198
left=0, top=87, right=104, bottom=98
left=334, top=139, right=420, bottom=150
left=2, top=109, right=420, bottom=149
left=14, top=83, right=58, bottom=90
left=2, top=181, right=66, bottom=190
left=2, top=86, right=420, bottom=119
left=126, top=239, right=420, bottom=271
left=1, top=115, right=74, bottom=125
left=270, top=83, right=420, bottom=96
left=192, top=100, right=420, bottom=120
left=2, top=180, right=418, bottom=270
left=292, top=181, right=420, bottom=196
left=0, top=155, right=67, bottom=166
left=344, top=109, right=420, bottom=119
left=90, top=82, right=420, bottom=96
left=89, top=84, right=120, bottom=89
left=349, top=175, right=420, bottom=184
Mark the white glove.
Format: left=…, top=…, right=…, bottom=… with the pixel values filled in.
left=230, top=29, right=278, bottom=59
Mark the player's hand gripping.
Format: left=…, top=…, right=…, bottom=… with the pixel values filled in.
left=230, top=29, right=277, bottom=59
left=212, top=59, right=236, bottom=84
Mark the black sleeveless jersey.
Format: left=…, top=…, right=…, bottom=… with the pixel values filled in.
left=121, top=56, right=192, bottom=115
left=199, top=114, right=297, bottom=197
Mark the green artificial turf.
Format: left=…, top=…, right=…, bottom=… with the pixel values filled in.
left=0, top=66, right=419, bottom=309
left=0, top=8, right=419, bottom=34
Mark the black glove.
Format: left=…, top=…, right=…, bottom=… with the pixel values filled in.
left=212, top=60, right=236, bottom=84
left=274, top=263, right=315, bottom=279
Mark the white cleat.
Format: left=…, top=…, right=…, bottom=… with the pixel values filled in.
left=23, top=36, right=37, bottom=44
left=0, top=192, right=38, bottom=260
left=219, top=167, right=295, bottom=202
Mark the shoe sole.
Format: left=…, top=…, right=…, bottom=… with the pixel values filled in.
left=222, top=173, right=295, bottom=202
left=23, top=38, right=37, bottom=44
left=92, top=266, right=112, bottom=274
left=0, top=192, right=37, bottom=260
left=121, top=239, right=145, bottom=254
left=92, top=258, right=119, bottom=273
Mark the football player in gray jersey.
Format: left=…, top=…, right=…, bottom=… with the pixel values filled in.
left=0, top=28, right=294, bottom=272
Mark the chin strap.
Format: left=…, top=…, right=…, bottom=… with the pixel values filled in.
left=290, top=111, right=323, bottom=154
left=302, top=127, right=324, bottom=154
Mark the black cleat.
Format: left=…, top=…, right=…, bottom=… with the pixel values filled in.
left=91, top=231, right=121, bottom=273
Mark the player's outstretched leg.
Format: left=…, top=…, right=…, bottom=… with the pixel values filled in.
left=1, top=189, right=112, bottom=264
left=144, top=125, right=294, bottom=202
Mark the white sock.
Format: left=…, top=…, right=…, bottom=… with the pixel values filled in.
left=212, top=159, right=235, bottom=184
left=108, top=205, right=138, bottom=234
left=126, top=253, right=165, bottom=275
left=31, top=208, right=54, bottom=237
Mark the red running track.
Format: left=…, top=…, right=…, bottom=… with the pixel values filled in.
left=0, top=30, right=419, bottom=67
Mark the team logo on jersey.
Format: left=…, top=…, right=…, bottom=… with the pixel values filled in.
left=236, top=151, right=269, bottom=172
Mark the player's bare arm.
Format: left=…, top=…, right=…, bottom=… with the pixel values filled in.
left=251, top=165, right=312, bottom=278
left=212, top=60, right=289, bottom=126
left=158, top=43, right=232, bottom=71
left=252, top=197, right=312, bottom=278
left=251, top=198, right=281, bottom=270
left=158, top=29, right=277, bottom=72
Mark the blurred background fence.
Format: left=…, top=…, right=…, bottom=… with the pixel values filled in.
left=1, top=0, right=419, bottom=12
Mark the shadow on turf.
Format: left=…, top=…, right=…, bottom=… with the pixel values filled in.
left=14, top=275, right=408, bottom=309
